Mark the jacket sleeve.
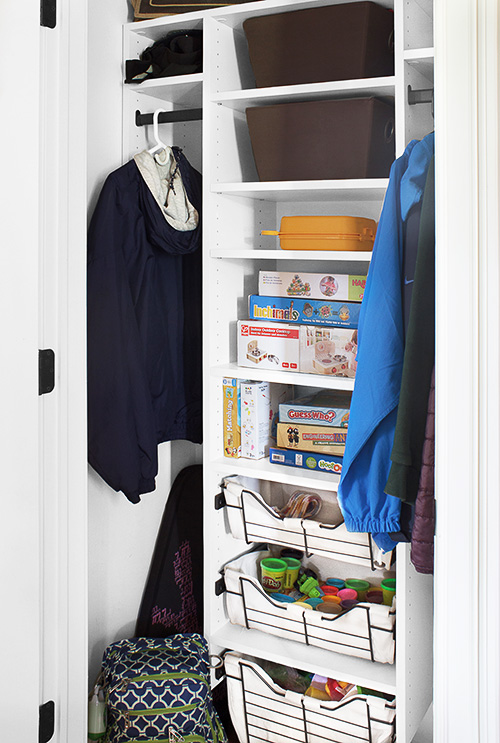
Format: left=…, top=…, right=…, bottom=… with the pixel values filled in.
left=87, top=173, right=158, bottom=503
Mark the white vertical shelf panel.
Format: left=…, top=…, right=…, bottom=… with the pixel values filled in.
left=201, top=3, right=435, bottom=741
left=396, top=544, right=434, bottom=742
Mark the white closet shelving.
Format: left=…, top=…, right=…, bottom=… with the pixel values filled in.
left=121, top=1, right=434, bottom=741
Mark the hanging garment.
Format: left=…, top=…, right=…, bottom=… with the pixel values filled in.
left=410, top=367, right=435, bottom=574
left=385, top=157, right=435, bottom=504
left=337, top=132, right=434, bottom=552
left=135, top=465, right=203, bottom=638
left=87, top=147, right=202, bottom=504
left=387, top=199, right=422, bottom=544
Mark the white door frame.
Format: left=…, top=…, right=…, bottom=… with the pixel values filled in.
left=0, top=1, right=42, bottom=739
left=39, top=0, right=89, bottom=739
left=0, top=0, right=88, bottom=740
left=434, top=0, right=500, bottom=740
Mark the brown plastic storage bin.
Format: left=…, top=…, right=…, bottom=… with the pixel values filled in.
left=246, top=97, right=395, bottom=181
left=243, top=2, right=394, bottom=88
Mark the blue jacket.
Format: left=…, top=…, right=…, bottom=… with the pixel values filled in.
left=338, top=133, right=435, bottom=551
left=87, top=148, right=202, bottom=503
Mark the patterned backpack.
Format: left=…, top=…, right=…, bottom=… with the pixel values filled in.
left=99, top=634, right=227, bottom=743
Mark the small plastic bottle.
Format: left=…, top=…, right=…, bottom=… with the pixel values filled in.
left=88, top=685, right=106, bottom=740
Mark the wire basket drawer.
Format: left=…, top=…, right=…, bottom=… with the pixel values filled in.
left=219, top=477, right=392, bottom=570
left=225, top=653, right=396, bottom=743
left=222, top=549, right=396, bottom=664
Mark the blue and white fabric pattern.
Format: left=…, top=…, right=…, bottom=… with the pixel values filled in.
left=101, top=634, right=226, bottom=742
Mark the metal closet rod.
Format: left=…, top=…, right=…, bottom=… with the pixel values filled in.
left=135, top=109, right=203, bottom=126
left=408, top=85, right=434, bottom=106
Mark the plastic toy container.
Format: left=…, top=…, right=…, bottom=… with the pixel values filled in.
left=246, top=97, right=395, bottom=181
left=243, top=2, right=394, bottom=88
left=262, top=216, right=377, bottom=251
left=225, top=653, right=396, bottom=743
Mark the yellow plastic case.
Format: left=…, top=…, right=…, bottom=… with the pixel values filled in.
left=262, top=216, right=377, bottom=251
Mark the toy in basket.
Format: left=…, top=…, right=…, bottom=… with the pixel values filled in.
left=262, top=216, right=377, bottom=251
left=225, top=653, right=396, bottom=743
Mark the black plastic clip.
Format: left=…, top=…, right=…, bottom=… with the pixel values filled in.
left=214, top=491, right=226, bottom=510
left=215, top=577, right=226, bottom=596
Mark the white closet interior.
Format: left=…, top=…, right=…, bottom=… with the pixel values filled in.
left=87, top=1, right=435, bottom=741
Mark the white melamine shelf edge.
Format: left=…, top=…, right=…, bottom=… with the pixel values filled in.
left=210, top=624, right=396, bottom=694
left=212, top=179, right=388, bottom=193
left=403, top=47, right=434, bottom=60
left=211, top=180, right=389, bottom=202
left=210, top=249, right=372, bottom=261
left=209, top=456, right=340, bottom=489
left=210, top=363, right=355, bottom=391
left=212, top=77, right=396, bottom=109
left=126, top=73, right=204, bottom=92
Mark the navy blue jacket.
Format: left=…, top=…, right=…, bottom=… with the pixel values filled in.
left=87, top=148, right=202, bottom=503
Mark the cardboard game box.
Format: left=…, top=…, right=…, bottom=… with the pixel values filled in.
left=279, top=390, right=351, bottom=428
left=237, top=321, right=300, bottom=372
left=240, top=380, right=270, bottom=459
left=276, top=422, right=347, bottom=455
left=269, top=447, right=343, bottom=476
left=299, top=325, right=358, bottom=377
left=248, top=295, right=361, bottom=329
left=223, top=378, right=241, bottom=458
left=258, top=271, right=366, bottom=301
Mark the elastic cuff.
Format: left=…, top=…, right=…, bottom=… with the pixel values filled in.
left=343, top=516, right=401, bottom=534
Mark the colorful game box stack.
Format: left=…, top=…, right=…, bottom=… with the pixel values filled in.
left=237, top=270, right=366, bottom=377
left=269, top=390, right=351, bottom=475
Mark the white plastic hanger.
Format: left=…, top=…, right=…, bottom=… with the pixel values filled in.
left=148, top=108, right=169, bottom=155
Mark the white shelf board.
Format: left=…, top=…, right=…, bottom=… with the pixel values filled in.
left=404, top=47, right=434, bottom=61
left=124, top=14, right=203, bottom=42
left=210, top=456, right=340, bottom=489
left=211, top=624, right=397, bottom=694
left=212, top=0, right=394, bottom=31
left=126, top=73, right=203, bottom=107
left=210, top=248, right=372, bottom=262
left=212, top=77, right=395, bottom=112
left=210, top=363, right=355, bottom=391
left=211, top=179, right=389, bottom=202
left=404, top=48, right=434, bottom=84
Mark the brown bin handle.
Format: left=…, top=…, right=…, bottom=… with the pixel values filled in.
left=384, top=119, right=395, bottom=144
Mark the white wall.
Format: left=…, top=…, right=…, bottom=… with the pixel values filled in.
left=86, top=0, right=203, bottom=686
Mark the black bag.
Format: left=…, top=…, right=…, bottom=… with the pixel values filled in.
left=135, top=464, right=203, bottom=638
left=125, top=30, right=203, bottom=82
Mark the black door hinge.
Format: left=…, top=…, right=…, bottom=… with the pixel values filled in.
left=39, top=349, right=55, bottom=395
left=40, top=0, right=56, bottom=28
left=39, top=700, right=55, bottom=743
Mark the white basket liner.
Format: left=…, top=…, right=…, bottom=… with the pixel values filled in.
left=222, top=478, right=392, bottom=569
left=225, top=653, right=396, bottom=743
left=223, top=550, right=396, bottom=665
